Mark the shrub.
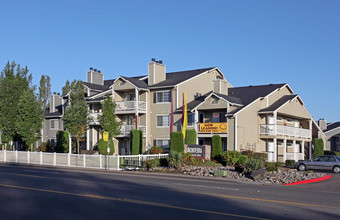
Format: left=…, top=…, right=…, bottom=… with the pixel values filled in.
left=130, top=129, right=142, bottom=155
left=243, top=157, right=264, bottom=174
left=185, top=129, right=197, bottom=145
left=167, top=152, right=183, bottom=169
left=222, top=150, right=240, bottom=166
left=313, top=138, right=324, bottom=157
left=265, top=162, right=282, bottom=172
left=238, top=155, right=248, bottom=165
left=39, top=142, right=53, bottom=152
left=98, top=138, right=114, bottom=155
left=56, top=131, right=69, bottom=153
left=211, top=135, right=222, bottom=159
left=149, top=146, right=164, bottom=154
left=183, top=153, right=205, bottom=165
left=170, top=132, right=184, bottom=153
left=285, top=159, right=295, bottom=166
left=241, top=150, right=266, bottom=162
left=324, top=150, right=336, bottom=155
left=143, top=159, right=160, bottom=170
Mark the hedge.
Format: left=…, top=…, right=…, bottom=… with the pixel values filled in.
left=98, top=138, right=114, bottom=155
left=313, top=138, right=324, bottom=157
left=185, top=129, right=196, bottom=145
left=56, top=131, right=69, bottom=153
left=170, top=132, right=184, bottom=153
left=130, top=129, right=143, bottom=155
left=211, top=135, right=222, bottom=159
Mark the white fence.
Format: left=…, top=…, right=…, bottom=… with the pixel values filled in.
left=0, top=150, right=169, bottom=171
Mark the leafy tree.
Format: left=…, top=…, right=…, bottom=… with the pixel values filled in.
left=313, top=138, right=324, bottom=157
left=39, top=75, right=51, bottom=110
left=63, top=80, right=88, bottom=154
left=211, top=135, right=222, bottom=159
left=62, top=80, right=71, bottom=96
left=16, top=88, right=44, bottom=151
left=0, top=61, right=32, bottom=146
left=98, top=96, right=122, bottom=144
left=170, top=132, right=184, bottom=153
left=56, top=131, right=69, bottom=153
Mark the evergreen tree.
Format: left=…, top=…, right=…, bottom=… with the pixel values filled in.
left=39, top=75, right=51, bottom=110
left=63, top=80, right=88, bottom=154
left=0, top=61, right=32, bottom=145
left=16, top=88, right=44, bottom=151
left=62, top=80, right=71, bottom=96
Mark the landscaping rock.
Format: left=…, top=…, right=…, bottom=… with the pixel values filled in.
left=251, top=169, right=267, bottom=181
left=214, top=170, right=227, bottom=177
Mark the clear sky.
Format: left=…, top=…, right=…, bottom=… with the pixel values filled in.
left=1, top=0, right=339, bottom=122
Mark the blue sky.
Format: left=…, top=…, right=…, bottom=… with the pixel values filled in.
left=1, top=0, right=339, bottom=122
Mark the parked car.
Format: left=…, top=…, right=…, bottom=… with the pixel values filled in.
left=294, top=155, right=340, bottom=173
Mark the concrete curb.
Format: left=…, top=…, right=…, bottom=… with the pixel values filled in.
left=284, top=174, right=332, bottom=185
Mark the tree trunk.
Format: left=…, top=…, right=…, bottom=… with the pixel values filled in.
left=77, top=139, right=80, bottom=154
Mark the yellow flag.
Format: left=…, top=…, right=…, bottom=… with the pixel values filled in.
left=182, top=92, right=188, bottom=138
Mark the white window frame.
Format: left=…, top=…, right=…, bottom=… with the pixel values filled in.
left=50, top=119, right=59, bottom=130
left=187, top=113, right=195, bottom=127
left=155, top=90, right=171, bottom=103
left=156, top=115, right=170, bottom=127
left=155, top=139, right=170, bottom=152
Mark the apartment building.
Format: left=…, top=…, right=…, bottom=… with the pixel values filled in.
left=43, top=59, right=327, bottom=161
left=318, top=119, right=340, bottom=152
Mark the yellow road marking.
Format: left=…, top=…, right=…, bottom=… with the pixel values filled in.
left=0, top=183, right=267, bottom=220
left=1, top=171, right=339, bottom=210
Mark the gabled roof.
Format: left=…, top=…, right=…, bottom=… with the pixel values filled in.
left=324, top=122, right=340, bottom=132
left=258, top=95, right=298, bottom=113
left=84, top=82, right=110, bottom=91
left=121, top=76, right=148, bottom=89
left=178, top=91, right=243, bottom=111
left=227, top=83, right=287, bottom=116
left=148, top=67, right=215, bottom=88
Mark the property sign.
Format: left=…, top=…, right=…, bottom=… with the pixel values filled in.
left=103, top=132, right=108, bottom=142
left=187, top=145, right=205, bottom=158
left=199, top=122, right=227, bottom=133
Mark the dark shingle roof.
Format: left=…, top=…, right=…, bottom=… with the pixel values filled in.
left=149, top=67, right=215, bottom=88
left=227, top=83, right=287, bottom=115
left=258, top=95, right=298, bottom=113
left=84, top=82, right=110, bottom=91
left=324, top=122, right=340, bottom=132
left=45, top=111, right=62, bottom=118
left=121, top=76, right=148, bottom=89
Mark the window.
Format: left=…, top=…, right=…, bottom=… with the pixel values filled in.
left=157, top=115, right=169, bottom=127
left=50, top=119, right=59, bottom=130
left=211, top=97, right=219, bottom=105
left=188, top=113, right=195, bottom=126
left=155, top=90, right=170, bottom=103
left=155, top=139, right=170, bottom=152
left=277, top=116, right=283, bottom=121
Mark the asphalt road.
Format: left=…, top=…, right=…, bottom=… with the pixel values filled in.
left=0, top=164, right=339, bottom=220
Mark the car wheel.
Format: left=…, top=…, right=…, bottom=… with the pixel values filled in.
left=333, top=166, right=340, bottom=173
left=298, top=164, right=307, bottom=171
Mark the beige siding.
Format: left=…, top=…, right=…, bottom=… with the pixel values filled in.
left=114, top=78, right=135, bottom=91
left=267, top=86, right=292, bottom=106
left=198, top=96, right=228, bottom=110
left=278, top=99, right=310, bottom=119
left=227, top=117, right=235, bottom=150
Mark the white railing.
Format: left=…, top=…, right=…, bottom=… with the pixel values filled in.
left=259, top=124, right=311, bottom=139
left=0, top=150, right=168, bottom=171
left=120, top=125, right=147, bottom=136
left=115, top=101, right=146, bottom=112
left=89, top=112, right=102, bottom=125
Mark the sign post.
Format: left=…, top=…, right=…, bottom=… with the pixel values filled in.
left=103, top=132, right=109, bottom=170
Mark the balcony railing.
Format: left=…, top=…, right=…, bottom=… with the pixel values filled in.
left=120, top=125, right=146, bottom=136
left=115, top=101, right=146, bottom=112
left=286, top=152, right=304, bottom=161
left=89, top=112, right=102, bottom=125
left=260, top=124, right=311, bottom=139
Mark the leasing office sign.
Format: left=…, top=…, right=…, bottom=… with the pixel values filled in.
left=199, top=122, right=227, bottom=133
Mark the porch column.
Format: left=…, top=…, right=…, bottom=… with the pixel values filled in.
left=302, top=140, right=305, bottom=160
left=194, top=109, right=198, bottom=144
left=293, top=140, right=296, bottom=162
left=86, top=129, right=90, bottom=150
left=135, top=88, right=139, bottom=129
left=283, top=138, right=287, bottom=162
left=309, top=120, right=312, bottom=139
left=274, top=138, right=277, bottom=162
left=309, top=142, right=312, bottom=159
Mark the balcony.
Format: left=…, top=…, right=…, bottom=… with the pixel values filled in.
left=120, top=125, right=146, bottom=136
left=89, top=112, right=102, bottom=125
left=115, top=101, right=146, bottom=113
left=260, top=124, right=311, bottom=139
